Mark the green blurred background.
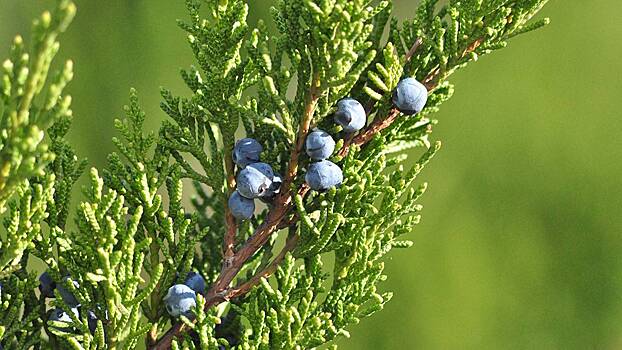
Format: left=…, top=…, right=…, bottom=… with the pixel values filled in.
left=2, top=1, right=621, bottom=349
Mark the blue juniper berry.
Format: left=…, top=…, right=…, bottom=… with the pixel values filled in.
left=39, top=271, right=56, bottom=298
left=87, top=310, right=99, bottom=334
left=39, top=272, right=80, bottom=306
left=87, top=305, right=108, bottom=334
left=232, top=138, right=263, bottom=168
left=228, top=191, right=255, bottom=220
left=184, top=271, right=206, bottom=295
left=57, top=276, right=80, bottom=307
left=334, top=98, right=366, bottom=133
left=305, top=160, right=344, bottom=191
left=48, top=307, right=79, bottom=332
left=164, top=284, right=197, bottom=319
left=246, top=162, right=274, bottom=179
left=392, top=77, right=428, bottom=115
left=306, top=130, right=335, bottom=160
left=236, top=163, right=274, bottom=199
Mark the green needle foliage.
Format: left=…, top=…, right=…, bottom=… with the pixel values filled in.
left=0, top=0, right=549, bottom=349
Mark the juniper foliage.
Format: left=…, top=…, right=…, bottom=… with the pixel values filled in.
left=0, top=0, right=549, bottom=349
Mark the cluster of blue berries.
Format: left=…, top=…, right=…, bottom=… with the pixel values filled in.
left=304, top=129, right=342, bottom=190
left=228, top=77, right=428, bottom=198
left=164, top=271, right=206, bottom=319
left=300, top=97, right=368, bottom=190
left=306, top=77, right=427, bottom=190
left=228, top=138, right=282, bottom=220
left=39, top=271, right=107, bottom=334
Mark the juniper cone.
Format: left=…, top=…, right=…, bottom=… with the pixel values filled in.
left=305, top=160, right=344, bottom=191
left=184, top=271, right=206, bottom=294
left=269, top=174, right=282, bottom=195
left=87, top=310, right=99, bottom=334
left=164, top=284, right=197, bottom=318
left=48, top=307, right=79, bottom=332
left=246, top=162, right=275, bottom=180
left=39, top=271, right=56, bottom=298
left=87, top=306, right=109, bottom=334
left=228, top=190, right=256, bottom=220
left=236, top=163, right=274, bottom=198
left=57, top=276, right=80, bottom=307
left=392, top=77, right=429, bottom=115
left=306, top=130, right=336, bottom=160
left=259, top=174, right=283, bottom=204
left=335, top=98, right=367, bottom=132
left=233, top=138, right=263, bottom=168
left=0, top=0, right=550, bottom=348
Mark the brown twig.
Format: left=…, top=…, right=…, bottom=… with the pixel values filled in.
left=463, top=38, right=483, bottom=57
left=227, top=234, right=300, bottom=300
left=337, top=108, right=401, bottom=157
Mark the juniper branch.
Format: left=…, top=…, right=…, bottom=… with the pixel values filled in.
left=1, top=1, right=551, bottom=349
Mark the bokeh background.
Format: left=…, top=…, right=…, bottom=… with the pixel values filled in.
left=1, top=1, right=621, bottom=349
